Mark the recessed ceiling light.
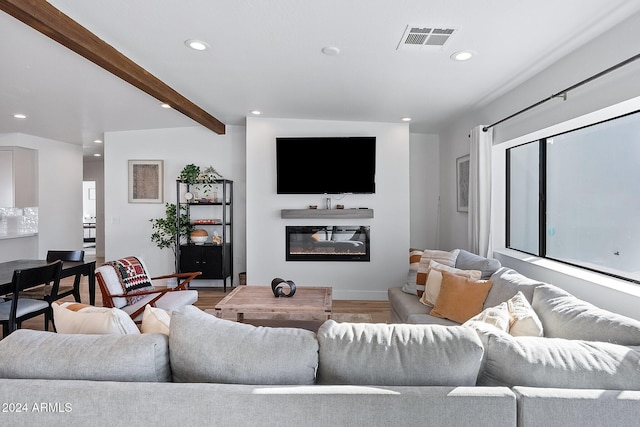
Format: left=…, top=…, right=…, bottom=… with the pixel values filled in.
left=450, top=50, right=474, bottom=61
left=93, top=139, right=103, bottom=144
left=321, top=46, right=340, bottom=56
left=185, top=39, right=209, bottom=51
left=401, top=117, right=412, bottom=122
left=250, top=110, right=262, bottom=115
left=160, top=103, right=172, bottom=109
left=93, top=153, right=102, bottom=157
left=13, top=113, right=27, bottom=119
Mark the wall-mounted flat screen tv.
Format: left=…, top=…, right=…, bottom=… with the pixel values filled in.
left=276, top=136, right=376, bottom=194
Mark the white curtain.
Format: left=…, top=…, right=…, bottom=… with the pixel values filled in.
left=467, top=125, right=493, bottom=257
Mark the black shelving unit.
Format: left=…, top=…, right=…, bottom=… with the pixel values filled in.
left=176, top=179, right=233, bottom=291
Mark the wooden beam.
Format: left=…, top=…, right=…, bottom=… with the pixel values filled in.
left=0, top=0, right=226, bottom=135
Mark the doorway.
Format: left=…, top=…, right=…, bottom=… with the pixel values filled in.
left=82, top=181, right=96, bottom=256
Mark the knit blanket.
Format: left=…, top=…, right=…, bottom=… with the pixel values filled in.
left=108, top=256, right=155, bottom=305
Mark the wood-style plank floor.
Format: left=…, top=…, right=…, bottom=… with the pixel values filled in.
left=18, top=256, right=391, bottom=332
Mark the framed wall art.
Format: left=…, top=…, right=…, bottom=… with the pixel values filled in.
left=128, top=160, right=163, bottom=203
left=456, top=155, right=470, bottom=212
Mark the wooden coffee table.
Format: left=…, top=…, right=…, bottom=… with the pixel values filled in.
left=212, top=286, right=332, bottom=331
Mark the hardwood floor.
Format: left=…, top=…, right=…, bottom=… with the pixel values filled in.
left=18, top=263, right=391, bottom=332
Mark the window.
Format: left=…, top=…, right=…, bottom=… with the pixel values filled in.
left=507, top=110, right=640, bottom=283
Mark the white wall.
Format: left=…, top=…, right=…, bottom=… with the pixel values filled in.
left=103, top=126, right=246, bottom=280
left=0, top=133, right=83, bottom=261
left=245, top=117, right=410, bottom=300
left=438, top=10, right=640, bottom=316
left=409, top=133, right=440, bottom=250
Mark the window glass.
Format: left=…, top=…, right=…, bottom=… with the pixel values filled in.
left=546, top=113, right=640, bottom=281
left=507, top=141, right=539, bottom=255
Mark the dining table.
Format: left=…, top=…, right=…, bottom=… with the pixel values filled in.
left=0, top=259, right=96, bottom=305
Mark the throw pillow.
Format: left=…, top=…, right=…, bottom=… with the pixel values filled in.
left=507, top=291, right=543, bottom=337
left=141, top=304, right=171, bottom=335
left=52, top=302, right=140, bottom=335
left=454, top=250, right=502, bottom=279
left=401, top=249, right=423, bottom=295
left=415, top=249, right=460, bottom=297
left=463, top=301, right=511, bottom=332
left=430, top=271, right=493, bottom=323
left=420, top=260, right=482, bottom=307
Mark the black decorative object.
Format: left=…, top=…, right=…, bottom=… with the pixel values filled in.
left=271, top=277, right=296, bottom=298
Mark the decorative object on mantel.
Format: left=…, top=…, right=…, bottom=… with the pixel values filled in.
left=271, top=277, right=296, bottom=298
left=309, top=205, right=318, bottom=209
left=336, top=204, right=344, bottom=209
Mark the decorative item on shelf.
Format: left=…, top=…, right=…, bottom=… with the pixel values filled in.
left=336, top=204, right=344, bottom=209
left=309, top=205, right=318, bottom=209
left=178, top=164, right=223, bottom=196
left=212, top=231, right=222, bottom=245
left=271, top=277, right=296, bottom=298
left=190, top=229, right=208, bottom=245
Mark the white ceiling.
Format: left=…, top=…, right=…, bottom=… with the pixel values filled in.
left=2, top=1, right=640, bottom=157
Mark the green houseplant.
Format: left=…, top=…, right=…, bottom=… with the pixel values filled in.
left=149, top=203, right=192, bottom=256
left=178, top=164, right=222, bottom=196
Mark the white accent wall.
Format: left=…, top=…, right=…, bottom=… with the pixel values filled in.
left=245, top=117, right=410, bottom=300
left=103, top=126, right=246, bottom=279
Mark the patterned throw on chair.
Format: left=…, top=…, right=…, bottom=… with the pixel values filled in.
left=108, top=256, right=154, bottom=305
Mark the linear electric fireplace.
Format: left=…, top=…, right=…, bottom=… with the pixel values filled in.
left=286, top=225, right=370, bottom=262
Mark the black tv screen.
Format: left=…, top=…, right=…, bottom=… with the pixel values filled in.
left=276, top=137, right=376, bottom=194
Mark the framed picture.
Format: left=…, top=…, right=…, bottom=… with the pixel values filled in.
left=456, top=155, right=470, bottom=212
left=128, top=160, right=163, bottom=203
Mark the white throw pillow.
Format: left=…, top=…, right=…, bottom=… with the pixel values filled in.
left=415, top=249, right=460, bottom=297
left=464, top=302, right=511, bottom=332
left=507, top=291, right=543, bottom=337
left=52, top=302, right=140, bottom=335
left=420, top=260, right=481, bottom=307
left=141, top=304, right=171, bottom=335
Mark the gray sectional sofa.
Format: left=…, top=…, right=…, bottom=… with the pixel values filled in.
left=0, top=249, right=639, bottom=427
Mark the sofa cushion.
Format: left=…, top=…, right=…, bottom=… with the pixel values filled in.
left=317, top=320, right=483, bottom=386
left=169, top=305, right=318, bottom=384
left=415, top=249, right=460, bottom=297
left=484, top=267, right=543, bottom=309
left=430, top=271, right=493, bottom=323
left=478, top=332, right=640, bottom=390
left=52, top=302, right=140, bottom=335
left=420, top=260, right=482, bottom=307
left=532, top=284, right=640, bottom=345
left=0, top=329, right=170, bottom=382
left=455, top=250, right=502, bottom=279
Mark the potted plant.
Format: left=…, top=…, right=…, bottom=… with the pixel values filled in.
left=149, top=203, right=193, bottom=257
left=178, top=164, right=222, bottom=197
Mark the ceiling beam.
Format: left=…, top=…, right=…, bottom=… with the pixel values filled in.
left=0, top=0, right=226, bottom=135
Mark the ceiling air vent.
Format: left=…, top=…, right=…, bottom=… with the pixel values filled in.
left=397, top=26, right=456, bottom=50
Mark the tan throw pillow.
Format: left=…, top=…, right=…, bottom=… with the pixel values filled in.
left=415, top=249, right=460, bottom=297
left=430, top=271, right=493, bottom=323
left=420, top=260, right=482, bottom=307
left=507, top=291, right=543, bottom=337
left=141, top=304, right=172, bottom=335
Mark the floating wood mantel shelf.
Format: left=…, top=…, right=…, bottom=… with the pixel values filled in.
left=280, top=209, right=374, bottom=219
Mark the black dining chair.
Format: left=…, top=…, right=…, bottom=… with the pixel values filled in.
left=0, top=260, right=63, bottom=338
left=45, top=250, right=85, bottom=303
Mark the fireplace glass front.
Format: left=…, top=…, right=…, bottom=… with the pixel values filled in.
left=286, top=225, right=370, bottom=262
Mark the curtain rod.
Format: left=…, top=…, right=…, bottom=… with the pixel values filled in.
left=482, top=52, right=640, bottom=132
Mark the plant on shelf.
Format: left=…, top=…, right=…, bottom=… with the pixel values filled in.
left=179, top=164, right=223, bottom=197
left=149, top=203, right=193, bottom=256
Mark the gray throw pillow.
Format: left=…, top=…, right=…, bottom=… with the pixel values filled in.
left=0, top=329, right=171, bottom=382
left=317, top=320, right=484, bottom=386
left=478, top=332, right=640, bottom=390
left=533, top=284, right=640, bottom=345
left=455, top=250, right=501, bottom=279
left=169, top=305, right=319, bottom=384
